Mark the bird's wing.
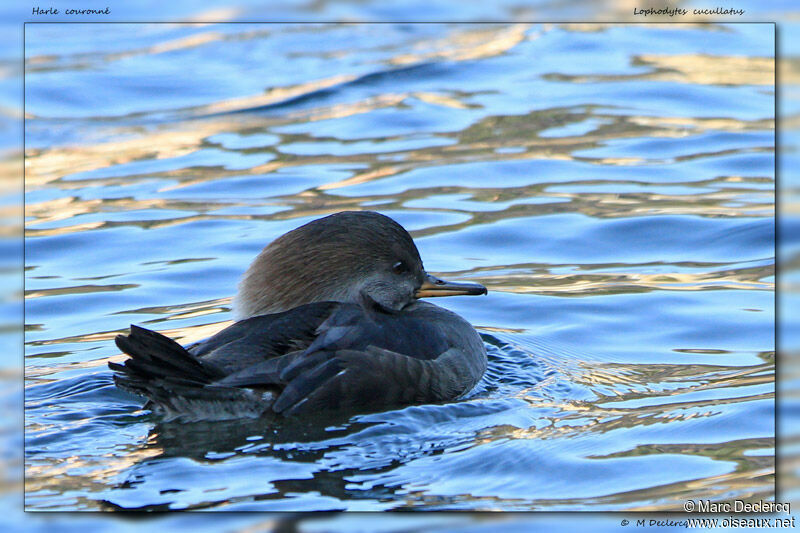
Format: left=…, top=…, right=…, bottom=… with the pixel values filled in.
left=191, top=301, right=340, bottom=374
left=216, top=303, right=486, bottom=416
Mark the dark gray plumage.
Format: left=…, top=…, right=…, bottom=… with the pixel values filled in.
left=110, top=211, right=487, bottom=421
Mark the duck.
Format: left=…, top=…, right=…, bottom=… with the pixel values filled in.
left=110, top=211, right=488, bottom=421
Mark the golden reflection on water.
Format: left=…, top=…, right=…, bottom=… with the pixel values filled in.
left=25, top=102, right=773, bottom=228
left=549, top=54, right=774, bottom=86
left=25, top=443, right=163, bottom=509
left=483, top=264, right=774, bottom=295
left=389, top=24, right=531, bottom=65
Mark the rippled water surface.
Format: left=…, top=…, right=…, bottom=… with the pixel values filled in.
left=24, top=23, right=775, bottom=511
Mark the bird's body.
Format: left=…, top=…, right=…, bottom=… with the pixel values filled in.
left=110, top=211, right=487, bottom=421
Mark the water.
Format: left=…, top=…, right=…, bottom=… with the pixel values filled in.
left=24, top=22, right=774, bottom=512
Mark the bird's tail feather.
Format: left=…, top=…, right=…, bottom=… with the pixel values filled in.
left=110, top=325, right=218, bottom=392
left=109, top=325, right=272, bottom=421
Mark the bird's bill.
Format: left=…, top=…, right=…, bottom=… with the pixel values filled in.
left=415, top=273, right=487, bottom=298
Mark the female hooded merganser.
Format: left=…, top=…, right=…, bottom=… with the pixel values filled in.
left=110, top=211, right=487, bottom=421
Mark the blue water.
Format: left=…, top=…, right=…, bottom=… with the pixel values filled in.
left=23, top=22, right=774, bottom=513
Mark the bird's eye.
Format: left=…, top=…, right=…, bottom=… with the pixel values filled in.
left=392, top=261, right=409, bottom=275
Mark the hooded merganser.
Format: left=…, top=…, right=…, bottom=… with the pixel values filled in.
left=110, top=211, right=487, bottom=421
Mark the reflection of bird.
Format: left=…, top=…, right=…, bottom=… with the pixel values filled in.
left=110, top=211, right=488, bottom=421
